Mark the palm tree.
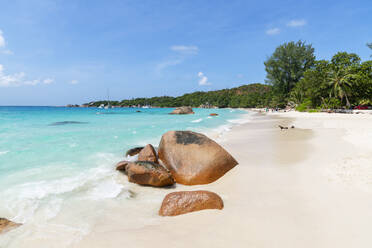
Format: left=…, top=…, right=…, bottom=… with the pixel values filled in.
left=327, top=68, right=356, bottom=108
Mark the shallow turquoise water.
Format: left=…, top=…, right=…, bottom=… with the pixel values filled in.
left=0, top=106, right=245, bottom=225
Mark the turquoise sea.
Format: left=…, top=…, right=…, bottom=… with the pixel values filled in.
left=0, top=106, right=247, bottom=246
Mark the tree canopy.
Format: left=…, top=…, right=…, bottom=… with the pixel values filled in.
left=291, top=52, right=371, bottom=109
left=264, top=41, right=315, bottom=106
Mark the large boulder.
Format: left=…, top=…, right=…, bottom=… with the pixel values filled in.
left=169, top=106, right=194, bottom=115
left=159, top=190, right=224, bottom=216
left=125, top=146, right=144, bottom=157
left=138, top=144, right=158, bottom=163
left=158, top=131, right=238, bottom=185
left=126, top=161, right=174, bottom=187
left=0, top=218, right=21, bottom=234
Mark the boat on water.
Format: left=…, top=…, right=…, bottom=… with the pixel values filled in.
left=104, top=89, right=112, bottom=109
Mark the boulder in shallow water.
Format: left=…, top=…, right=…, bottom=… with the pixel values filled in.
left=169, top=106, right=194, bottom=115
left=126, top=161, right=174, bottom=187
left=138, top=144, right=158, bottom=163
left=159, top=190, right=224, bottom=216
left=0, top=218, right=21, bottom=234
left=158, top=130, right=238, bottom=185
left=125, top=146, right=144, bottom=157
left=116, top=161, right=130, bottom=171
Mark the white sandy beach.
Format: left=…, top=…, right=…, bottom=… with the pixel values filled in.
left=2, top=111, right=371, bottom=248
left=67, top=111, right=371, bottom=248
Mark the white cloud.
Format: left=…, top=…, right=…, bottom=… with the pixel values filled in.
left=266, top=28, right=280, bottom=35
left=198, top=72, right=211, bottom=86
left=155, top=45, right=199, bottom=74
left=24, top=79, right=40, bottom=86
left=0, top=65, right=25, bottom=87
left=155, top=45, right=199, bottom=75
left=0, top=64, right=52, bottom=87
left=287, top=19, right=307, bottom=27
left=0, top=30, right=13, bottom=55
left=155, top=59, right=183, bottom=74
left=70, top=79, right=79, bottom=84
left=170, top=45, right=199, bottom=54
left=43, top=78, right=54, bottom=84
left=0, top=30, right=5, bottom=48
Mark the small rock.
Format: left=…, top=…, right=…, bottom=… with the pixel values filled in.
left=125, top=146, right=144, bottom=157
left=0, top=218, right=21, bottom=234
left=126, top=161, right=174, bottom=187
left=116, top=161, right=130, bottom=171
left=159, top=190, right=224, bottom=216
left=169, top=106, right=194, bottom=115
left=138, top=144, right=158, bottom=163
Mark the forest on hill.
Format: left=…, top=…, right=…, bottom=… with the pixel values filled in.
left=89, top=83, right=273, bottom=108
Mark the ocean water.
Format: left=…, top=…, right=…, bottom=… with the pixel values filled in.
left=0, top=106, right=247, bottom=247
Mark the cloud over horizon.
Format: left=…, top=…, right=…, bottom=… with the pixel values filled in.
left=198, top=71, right=211, bottom=86
left=0, top=64, right=53, bottom=87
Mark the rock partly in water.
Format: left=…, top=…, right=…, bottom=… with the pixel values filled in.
left=49, top=121, right=88, bottom=126
left=169, top=106, right=194, bottom=115
left=116, top=161, right=130, bottom=171
left=125, top=146, right=144, bottom=157
left=138, top=144, right=158, bottom=163
left=209, top=113, right=218, bottom=116
left=159, top=190, right=224, bottom=216
left=158, top=130, right=238, bottom=185
left=126, top=161, right=174, bottom=187
left=0, top=218, right=21, bottom=234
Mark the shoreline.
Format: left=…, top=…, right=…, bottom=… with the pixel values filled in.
left=1, top=110, right=371, bottom=247
left=76, top=110, right=372, bottom=248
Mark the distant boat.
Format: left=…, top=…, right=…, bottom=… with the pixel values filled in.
left=98, top=104, right=104, bottom=109
left=105, top=89, right=112, bottom=109
left=142, top=105, right=150, bottom=109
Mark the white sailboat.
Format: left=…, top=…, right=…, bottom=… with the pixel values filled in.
left=104, top=89, right=112, bottom=109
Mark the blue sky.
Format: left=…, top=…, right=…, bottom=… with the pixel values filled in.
left=0, top=0, right=371, bottom=106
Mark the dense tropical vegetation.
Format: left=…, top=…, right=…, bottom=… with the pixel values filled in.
left=89, top=83, right=273, bottom=108
left=86, top=41, right=371, bottom=110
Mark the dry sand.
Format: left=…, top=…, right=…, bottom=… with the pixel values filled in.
left=73, top=111, right=372, bottom=248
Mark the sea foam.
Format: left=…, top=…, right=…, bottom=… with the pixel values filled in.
left=191, top=118, right=203, bottom=123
